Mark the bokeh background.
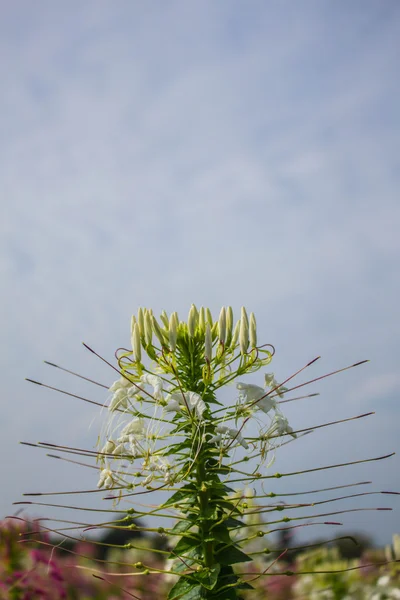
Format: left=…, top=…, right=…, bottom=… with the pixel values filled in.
left=1, top=1, right=399, bottom=548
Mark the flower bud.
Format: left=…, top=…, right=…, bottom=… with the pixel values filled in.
left=130, top=315, right=137, bottom=336
left=205, top=323, right=212, bottom=362
left=218, top=307, right=226, bottom=344
left=160, top=310, right=169, bottom=329
left=226, top=306, right=233, bottom=345
left=132, top=323, right=141, bottom=362
left=198, top=306, right=205, bottom=333
left=137, top=308, right=145, bottom=337
left=152, top=316, right=166, bottom=346
left=240, top=307, right=249, bottom=355
left=230, top=320, right=240, bottom=349
left=249, top=312, right=257, bottom=348
left=144, top=311, right=153, bottom=346
left=206, top=307, right=213, bottom=327
left=169, top=313, right=177, bottom=351
left=188, top=304, right=197, bottom=337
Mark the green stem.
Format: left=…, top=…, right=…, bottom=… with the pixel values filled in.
left=197, top=460, right=214, bottom=569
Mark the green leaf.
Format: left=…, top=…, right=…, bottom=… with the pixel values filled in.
left=170, top=518, right=196, bottom=534
left=168, top=578, right=202, bottom=600
left=171, top=534, right=201, bottom=556
left=209, top=525, right=231, bottom=544
left=210, top=589, right=238, bottom=600
left=207, top=397, right=223, bottom=405
left=223, top=516, right=246, bottom=529
left=211, top=500, right=241, bottom=514
left=162, top=485, right=197, bottom=508
left=164, top=441, right=191, bottom=455
left=237, top=582, right=254, bottom=590
left=216, top=544, right=252, bottom=565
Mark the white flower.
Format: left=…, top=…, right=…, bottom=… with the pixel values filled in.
left=186, top=391, right=206, bottom=420
left=164, top=391, right=206, bottom=421
left=120, top=417, right=145, bottom=438
left=270, top=413, right=296, bottom=438
left=164, top=397, right=181, bottom=413
left=109, top=376, right=133, bottom=392
left=101, top=440, right=116, bottom=454
left=128, top=436, right=142, bottom=457
left=108, top=377, right=139, bottom=411
left=257, top=396, right=277, bottom=414
left=97, top=468, right=114, bottom=489
left=237, top=382, right=277, bottom=414
left=112, top=443, right=126, bottom=456
left=109, top=387, right=136, bottom=411
left=142, top=456, right=174, bottom=486
left=140, top=373, right=164, bottom=401
left=264, top=373, right=288, bottom=397
left=237, top=382, right=264, bottom=402
left=209, top=425, right=249, bottom=449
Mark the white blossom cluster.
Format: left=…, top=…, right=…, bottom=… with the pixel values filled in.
left=96, top=306, right=296, bottom=494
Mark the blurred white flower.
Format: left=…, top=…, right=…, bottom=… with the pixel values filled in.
left=271, top=413, right=296, bottom=438
left=97, top=468, right=114, bottom=489
left=164, top=391, right=206, bottom=421
left=237, top=382, right=277, bottom=414
left=120, top=418, right=145, bottom=438
left=209, top=425, right=248, bottom=449
left=141, top=373, right=164, bottom=400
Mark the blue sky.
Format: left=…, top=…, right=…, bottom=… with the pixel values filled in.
left=1, top=1, right=400, bottom=547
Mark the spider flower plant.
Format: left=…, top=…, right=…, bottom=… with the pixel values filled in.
left=18, top=305, right=398, bottom=600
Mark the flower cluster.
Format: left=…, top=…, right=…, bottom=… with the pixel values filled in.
left=96, top=305, right=294, bottom=499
